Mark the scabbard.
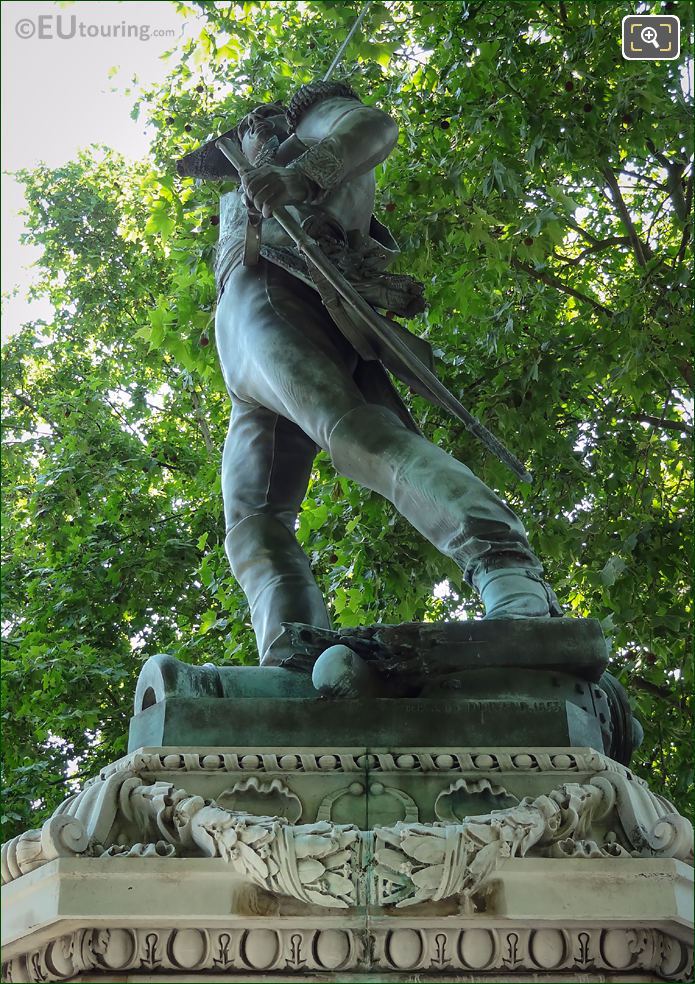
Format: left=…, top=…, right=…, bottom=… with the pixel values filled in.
left=304, top=261, right=379, bottom=362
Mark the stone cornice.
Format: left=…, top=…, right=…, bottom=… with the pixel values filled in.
left=3, top=747, right=692, bottom=982
left=2, top=858, right=693, bottom=981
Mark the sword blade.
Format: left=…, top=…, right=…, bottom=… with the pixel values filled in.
left=322, top=2, right=373, bottom=82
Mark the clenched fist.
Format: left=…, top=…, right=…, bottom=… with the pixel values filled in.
left=241, top=164, right=317, bottom=218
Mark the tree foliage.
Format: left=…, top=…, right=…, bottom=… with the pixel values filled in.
left=2, top=0, right=692, bottom=837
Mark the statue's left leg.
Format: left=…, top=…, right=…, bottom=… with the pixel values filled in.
left=222, top=400, right=332, bottom=664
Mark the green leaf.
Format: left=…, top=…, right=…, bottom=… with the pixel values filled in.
left=199, top=610, right=219, bottom=634
left=600, top=556, right=627, bottom=587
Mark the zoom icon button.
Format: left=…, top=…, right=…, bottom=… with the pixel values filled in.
left=622, top=15, right=680, bottom=61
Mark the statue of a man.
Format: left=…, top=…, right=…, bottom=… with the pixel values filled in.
left=208, top=81, right=561, bottom=666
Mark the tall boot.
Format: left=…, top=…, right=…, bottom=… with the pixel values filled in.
left=328, top=404, right=560, bottom=618
left=472, top=566, right=563, bottom=619
left=226, top=513, right=331, bottom=665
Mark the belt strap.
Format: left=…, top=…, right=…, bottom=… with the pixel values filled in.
left=243, top=209, right=263, bottom=266
left=305, top=259, right=379, bottom=362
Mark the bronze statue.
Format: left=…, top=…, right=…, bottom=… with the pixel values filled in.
left=179, top=81, right=561, bottom=667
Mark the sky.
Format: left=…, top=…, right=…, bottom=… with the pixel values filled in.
left=1, top=0, right=199, bottom=341
left=2, top=3, right=692, bottom=344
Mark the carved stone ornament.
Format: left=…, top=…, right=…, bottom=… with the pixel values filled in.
left=434, top=776, right=519, bottom=821
left=2, top=925, right=693, bottom=982
left=3, top=769, right=692, bottom=903
left=216, top=776, right=303, bottom=823
left=373, top=779, right=635, bottom=910
left=2, top=779, right=358, bottom=909
left=60, top=744, right=653, bottom=779
left=2, top=748, right=692, bottom=981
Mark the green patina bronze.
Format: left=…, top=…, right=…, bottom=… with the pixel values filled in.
left=178, top=81, right=564, bottom=668
left=130, top=623, right=644, bottom=765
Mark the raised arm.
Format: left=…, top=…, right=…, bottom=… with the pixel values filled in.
left=294, top=96, right=399, bottom=184
left=240, top=91, right=398, bottom=217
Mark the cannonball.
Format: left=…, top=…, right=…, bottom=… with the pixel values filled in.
left=311, top=645, right=379, bottom=698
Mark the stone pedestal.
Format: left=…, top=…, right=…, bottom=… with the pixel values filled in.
left=127, top=621, right=639, bottom=765
left=3, top=854, right=692, bottom=982
left=3, top=625, right=690, bottom=981
left=3, top=743, right=693, bottom=982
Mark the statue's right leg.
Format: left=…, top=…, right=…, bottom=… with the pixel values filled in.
left=222, top=400, right=331, bottom=666
left=327, top=405, right=561, bottom=619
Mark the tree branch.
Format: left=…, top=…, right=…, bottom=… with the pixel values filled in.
left=673, top=221, right=692, bottom=268
left=12, top=392, right=64, bottom=439
left=102, top=395, right=146, bottom=444
left=646, top=195, right=673, bottom=241
left=645, top=139, right=690, bottom=223
left=669, top=172, right=694, bottom=267
left=630, top=414, right=692, bottom=435
left=563, top=216, right=602, bottom=246
left=629, top=672, right=687, bottom=710
left=190, top=388, right=216, bottom=454
left=2, top=436, right=50, bottom=445
left=678, top=360, right=693, bottom=389
left=617, top=168, right=668, bottom=191
left=685, top=172, right=693, bottom=218
left=665, top=168, right=689, bottom=224
left=645, top=137, right=688, bottom=172
left=511, top=257, right=614, bottom=316
left=601, top=166, right=653, bottom=268
left=539, top=1, right=568, bottom=26
left=553, top=236, right=630, bottom=266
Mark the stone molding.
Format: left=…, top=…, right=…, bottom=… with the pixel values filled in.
left=2, top=924, right=692, bottom=982
left=3, top=748, right=692, bottom=981
left=96, top=745, right=641, bottom=779
left=3, top=765, right=692, bottom=902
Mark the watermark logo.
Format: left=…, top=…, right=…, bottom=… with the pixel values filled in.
left=14, top=15, right=177, bottom=43
left=622, top=15, right=680, bottom=60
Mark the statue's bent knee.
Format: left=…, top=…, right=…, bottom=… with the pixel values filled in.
left=224, top=512, right=297, bottom=579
